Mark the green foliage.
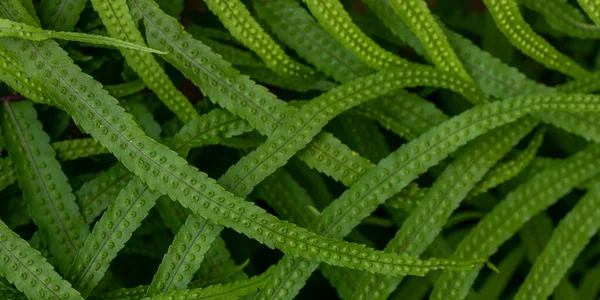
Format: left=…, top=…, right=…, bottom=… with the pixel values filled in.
left=2, top=0, right=600, bottom=299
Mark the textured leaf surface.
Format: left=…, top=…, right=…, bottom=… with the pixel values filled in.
left=349, top=118, right=538, bottom=300
left=0, top=18, right=167, bottom=53
left=88, top=0, right=198, bottom=123
left=202, top=0, right=314, bottom=78
left=0, top=219, right=83, bottom=300
left=430, top=144, right=600, bottom=300
left=2, top=100, right=90, bottom=274
left=514, top=180, right=600, bottom=299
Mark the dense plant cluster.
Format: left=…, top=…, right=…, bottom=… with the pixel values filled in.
left=2, top=0, right=600, bottom=299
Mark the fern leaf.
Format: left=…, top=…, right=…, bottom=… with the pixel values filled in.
left=0, top=44, right=53, bottom=105
left=69, top=107, right=255, bottom=296
left=0, top=17, right=167, bottom=53
left=188, top=31, right=263, bottom=68
left=202, top=0, right=315, bottom=78
left=301, top=0, right=412, bottom=69
left=238, top=66, right=336, bottom=93
left=354, top=90, right=449, bottom=140
left=194, top=236, right=249, bottom=285
left=88, top=0, right=198, bottom=123
left=469, top=128, right=545, bottom=197
left=52, top=138, right=108, bottom=161
left=67, top=176, right=159, bottom=297
left=258, top=89, right=600, bottom=300
left=578, top=260, right=600, bottom=300
left=521, top=0, right=600, bottom=39
left=145, top=216, right=221, bottom=296
left=477, top=247, right=526, bottom=300
left=37, top=0, right=86, bottom=31
left=349, top=118, right=538, bottom=300
left=0, top=157, right=16, bottom=193
left=482, top=0, right=589, bottom=78
left=514, top=180, right=600, bottom=299
left=132, top=0, right=293, bottom=136
left=252, top=0, right=373, bottom=83
left=576, top=0, right=600, bottom=27
left=18, top=0, right=39, bottom=27
left=388, top=0, right=473, bottom=82
left=0, top=138, right=108, bottom=195
left=430, top=144, right=600, bottom=300
left=557, top=71, right=600, bottom=93
left=6, top=0, right=597, bottom=289
left=147, top=269, right=272, bottom=300
left=2, top=100, right=90, bottom=274
left=0, top=194, right=30, bottom=230
left=256, top=169, right=317, bottom=227
left=75, top=164, right=133, bottom=223
left=104, top=79, right=146, bottom=98
left=218, top=64, right=484, bottom=198
left=0, top=219, right=83, bottom=300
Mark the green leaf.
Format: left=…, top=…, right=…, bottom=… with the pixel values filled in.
left=482, top=0, right=589, bottom=78
left=2, top=100, right=90, bottom=274
left=202, top=0, right=315, bottom=78
left=252, top=0, right=373, bottom=83
left=521, top=0, right=600, bottom=39
left=0, top=17, right=168, bottom=53
left=0, top=218, right=83, bottom=300
left=514, top=179, right=600, bottom=299
left=469, top=127, right=545, bottom=197
left=144, top=269, right=272, bottom=300
left=349, top=118, right=538, bottom=300
left=37, top=0, right=86, bottom=31
left=387, top=0, right=473, bottom=82
left=430, top=144, right=600, bottom=300
left=301, top=0, right=412, bottom=70
left=88, top=0, right=198, bottom=123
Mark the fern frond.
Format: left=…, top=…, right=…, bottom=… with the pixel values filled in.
left=67, top=176, right=159, bottom=297
left=469, top=128, right=545, bottom=197
left=2, top=100, right=90, bottom=274
left=0, top=44, right=53, bottom=105
left=514, top=180, right=600, bottom=299
left=75, top=164, right=133, bottom=223
left=37, top=0, right=86, bottom=31
left=576, top=0, right=600, bottom=27
left=521, top=0, right=600, bottom=39
left=202, top=0, right=314, bottom=78
left=482, top=0, right=589, bottom=78
left=147, top=268, right=272, bottom=300
left=18, top=0, right=39, bottom=27
left=145, top=216, right=221, bottom=296
left=0, top=18, right=167, bottom=53
left=557, top=71, right=600, bottom=93
left=0, top=219, right=83, bottom=300
left=7, top=1, right=600, bottom=296
left=219, top=64, right=484, bottom=198
left=430, top=144, right=600, bottom=300
left=388, top=0, right=473, bottom=82
left=52, top=138, right=108, bottom=160
left=256, top=168, right=316, bottom=227
left=477, top=247, right=526, bottom=300
left=0, top=157, right=16, bottom=193
left=302, top=0, right=412, bottom=69
left=258, top=90, right=600, bottom=300
left=69, top=107, right=255, bottom=296
left=579, top=260, right=600, bottom=300
left=252, top=0, right=373, bottom=83
left=88, top=0, right=198, bottom=123
left=238, top=66, right=336, bottom=92
left=349, top=118, right=538, bottom=300
left=104, top=79, right=146, bottom=98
